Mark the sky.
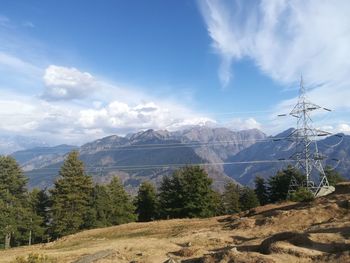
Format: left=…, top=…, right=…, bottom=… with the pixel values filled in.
left=0, top=0, right=350, bottom=145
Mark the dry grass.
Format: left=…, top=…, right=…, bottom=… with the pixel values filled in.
left=1, top=182, right=350, bottom=263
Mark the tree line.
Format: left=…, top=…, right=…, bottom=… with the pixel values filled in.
left=0, top=151, right=345, bottom=249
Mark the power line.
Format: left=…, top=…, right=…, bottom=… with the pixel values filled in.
left=24, top=159, right=295, bottom=172
left=12, top=134, right=339, bottom=154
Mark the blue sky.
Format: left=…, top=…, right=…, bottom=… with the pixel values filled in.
left=0, top=0, right=350, bottom=145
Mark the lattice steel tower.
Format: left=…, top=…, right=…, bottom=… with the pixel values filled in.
left=283, top=76, right=335, bottom=197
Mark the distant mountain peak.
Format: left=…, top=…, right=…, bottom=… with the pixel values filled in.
left=274, top=127, right=295, bottom=138
left=129, top=129, right=171, bottom=142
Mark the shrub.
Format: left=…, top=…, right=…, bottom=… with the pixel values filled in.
left=289, top=187, right=314, bottom=202
left=13, top=253, right=57, bottom=263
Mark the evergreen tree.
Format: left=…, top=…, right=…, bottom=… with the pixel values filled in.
left=90, top=184, right=111, bottom=227
left=27, top=189, right=50, bottom=243
left=49, top=151, right=93, bottom=238
left=239, top=187, right=259, bottom=211
left=268, top=165, right=304, bottom=202
left=159, top=166, right=216, bottom=218
left=135, top=181, right=158, bottom=222
left=106, top=177, right=136, bottom=225
left=210, top=190, right=225, bottom=216
left=221, top=182, right=240, bottom=214
left=254, top=176, right=269, bottom=205
left=0, top=156, right=28, bottom=249
left=324, top=166, right=346, bottom=186
left=158, top=175, right=180, bottom=218
left=18, top=189, right=47, bottom=246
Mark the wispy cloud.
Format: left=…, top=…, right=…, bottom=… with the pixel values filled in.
left=198, top=0, right=350, bottom=134
left=198, top=0, right=350, bottom=88
left=198, top=0, right=258, bottom=87
left=22, top=21, right=35, bottom=28
left=0, top=15, right=11, bottom=28
left=0, top=51, right=42, bottom=77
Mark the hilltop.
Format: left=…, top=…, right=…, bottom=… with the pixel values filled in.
left=1, top=182, right=349, bottom=263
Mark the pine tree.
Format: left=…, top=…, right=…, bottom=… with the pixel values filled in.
left=221, top=182, right=240, bottom=214
left=90, top=184, right=111, bottom=227
left=27, top=189, right=50, bottom=244
left=50, top=151, right=93, bottom=238
left=324, top=166, right=346, bottom=186
left=239, top=187, right=259, bottom=211
left=268, top=165, right=304, bottom=202
left=135, top=181, right=158, bottom=222
left=210, top=190, right=225, bottom=216
left=254, top=176, right=269, bottom=205
left=106, top=177, right=136, bottom=225
left=0, top=156, right=28, bottom=249
left=159, top=166, right=216, bottom=219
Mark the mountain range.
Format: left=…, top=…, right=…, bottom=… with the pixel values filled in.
left=0, top=135, right=49, bottom=155
left=225, top=128, right=350, bottom=186
left=6, top=126, right=350, bottom=192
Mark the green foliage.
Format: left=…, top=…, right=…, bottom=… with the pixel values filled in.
left=90, top=184, right=111, bottom=227
left=289, top=187, right=314, bottom=202
left=210, top=190, right=225, bottom=216
left=268, top=165, right=305, bottom=203
left=239, top=187, right=259, bottom=211
left=0, top=156, right=30, bottom=248
left=13, top=253, right=57, bottom=263
left=27, top=189, right=50, bottom=243
left=0, top=151, right=139, bottom=247
left=49, top=151, right=94, bottom=238
left=105, top=177, right=136, bottom=225
left=221, top=182, right=241, bottom=214
left=254, top=176, right=269, bottom=205
left=159, top=166, right=216, bottom=219
left=324, top=166, right=346, bottom=186
left=135, top=181, right=158, bottom=222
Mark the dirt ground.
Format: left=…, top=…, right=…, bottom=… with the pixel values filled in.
left=1, top=182, right=350, bottom=263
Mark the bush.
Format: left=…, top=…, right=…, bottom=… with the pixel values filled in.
left=289, top=187, right=314, bottom=202
left=13, top=253, right=57, bottom=263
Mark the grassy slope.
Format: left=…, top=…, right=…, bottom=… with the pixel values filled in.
left=1, top=183, right=350, bottom=263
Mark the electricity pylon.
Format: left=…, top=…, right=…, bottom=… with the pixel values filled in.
left=279, top=76, right=335, bottom=197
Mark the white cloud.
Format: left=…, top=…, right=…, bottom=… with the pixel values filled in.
left=42, top=65, right=96, bottom=100
left=0, top=64, right=214, bottom=145
left=227, top=117, right=262, bottom=131
left=338, top=123, right=350, bottom=133
left=199, top=0, right=350, bottom=136
left=78, top=100, right=213, bottom=133
left=198, top=0, right=350, bottom=91
left=0, top=51, right=42, bottom=77
left=198, top=0, right=258, bottom=87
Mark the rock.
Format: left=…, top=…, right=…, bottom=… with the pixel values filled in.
left=230, top=247, right=239, bottom=254
left=164, top=258, right=179, bottom=263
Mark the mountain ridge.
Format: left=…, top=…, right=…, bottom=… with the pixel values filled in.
left=10, top=126, right=266, bottom=192
left=7, top=126, right=350, bottom=192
